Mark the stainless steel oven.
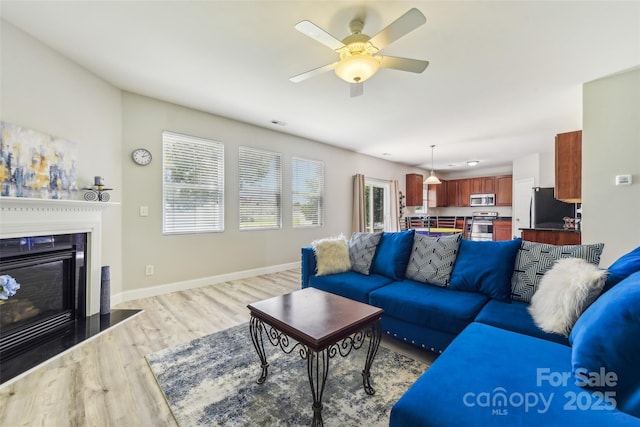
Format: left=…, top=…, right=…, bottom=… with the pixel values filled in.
left=469, top=211, right=498, bottom=241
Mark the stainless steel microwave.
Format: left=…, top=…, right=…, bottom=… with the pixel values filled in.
left=470, top=193, right=496, bottom=207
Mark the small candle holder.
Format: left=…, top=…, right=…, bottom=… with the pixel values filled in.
left=83, top=177, right=112, bottom=202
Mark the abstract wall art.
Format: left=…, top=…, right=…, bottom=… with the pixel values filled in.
left=0, top=122, right=78, bottom=199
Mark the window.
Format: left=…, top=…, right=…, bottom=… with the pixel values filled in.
left=292, top=157, right=324, bottom=228
left=239, top=146, right=282, bottom=230
left=162, top=131, right=224, bottom=234
left=365, top=179, right=391, bottom=232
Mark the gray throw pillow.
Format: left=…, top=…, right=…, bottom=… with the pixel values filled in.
left=348, top=232, right=383, bottom=275
left=510, top=240, right=605, bottom=303
left=405, top=233, right=462, bottom=287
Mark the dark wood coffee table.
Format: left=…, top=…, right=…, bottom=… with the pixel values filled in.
left=247, top=287, right=383, bottom=426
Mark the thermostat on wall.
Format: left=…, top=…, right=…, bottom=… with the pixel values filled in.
left=615, top=174, right=632, bottom=186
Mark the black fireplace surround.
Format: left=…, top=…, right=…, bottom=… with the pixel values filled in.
left=0, top=233, right=140, bottom=384
left=0, top=233, right=86, bottom=355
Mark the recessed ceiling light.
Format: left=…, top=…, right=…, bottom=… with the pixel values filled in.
left=466, top=160, right=480, bottom=167
left=270, top=120, right=287, bottom=126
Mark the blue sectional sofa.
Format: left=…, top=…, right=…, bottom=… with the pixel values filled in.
left=301, top=230, right=640, bottom=425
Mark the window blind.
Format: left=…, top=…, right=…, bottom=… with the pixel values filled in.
left=292, top=157, right=324, bottom=228
left=239, top=146, right=282, bottom=230
left=162, top=131, right=224, bottom=234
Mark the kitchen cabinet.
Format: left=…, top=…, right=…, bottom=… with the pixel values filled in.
left=471, top=177, right=495, bottom=194
left=493, top=220, right=513, bottom=241
left=521, top=229, right=581, bottom=245
left=495, top=175, right=513, bottom=206
left=446, top=174, right=512, bottom=207
left=447, top=180, right=459, bottom=207
left=555, top=130, right=582, bottom=202
left=427, top=181, right=448, bottom=207
left=406, top=173, right=424, bottom=206
left=470, top=178, right=482, bottom=194
left=457, top=179, right=471, bottom=207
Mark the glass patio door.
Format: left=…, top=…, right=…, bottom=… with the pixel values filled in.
left=364, top=179, right=390, bottom=232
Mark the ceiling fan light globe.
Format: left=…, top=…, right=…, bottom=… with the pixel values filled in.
left=335, top=54, right=380, bottom=83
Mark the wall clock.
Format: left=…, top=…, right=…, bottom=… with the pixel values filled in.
left=132, top=148, right=152, bottom=166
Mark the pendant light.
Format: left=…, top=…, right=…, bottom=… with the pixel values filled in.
left=424, top=145, right=442, bottom=185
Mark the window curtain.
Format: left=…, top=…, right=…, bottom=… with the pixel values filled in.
left=352, top=174, right=366, bottom=233
left=389, top=179, right=400, bottom=232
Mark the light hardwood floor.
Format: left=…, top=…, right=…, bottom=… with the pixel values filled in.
left=0, top=269, right=436, bottom=426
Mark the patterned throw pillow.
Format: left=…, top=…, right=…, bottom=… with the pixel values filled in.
left=511, top=240, right=605, bottom=303
left=405, top=233, right=462, bottom=287
left=348, top=232, right=382, bottom=275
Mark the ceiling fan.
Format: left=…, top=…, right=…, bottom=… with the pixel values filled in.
left=290, top=8, right=429, bottom=97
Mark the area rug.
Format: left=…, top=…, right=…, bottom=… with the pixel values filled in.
left=145, top=322, right=429, bottom=427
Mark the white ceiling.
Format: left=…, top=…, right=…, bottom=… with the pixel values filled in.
left=2, top=1, right=639, bottom=172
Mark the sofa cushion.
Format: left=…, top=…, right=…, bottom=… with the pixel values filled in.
left=311, top=234, right=351, bottom=276
left=449, top=238, right=521, bottom=301
left=371, top=230, right=415, bottom=280
left=390, top=323, right=639, bottom=427
left=570, top=270, right=640, bottom=417
left=348, top=232, right=382, bottom=275
left=510, top=240, right=604, bottom=302
left=405, top=233, right=461, bottom=287
left=528, top=258, right=607, bottom=337
left=604, top=246, right=640, bottom=292
left=475, top=299, right=569, bottom=345
left=308, top=271, right=393, bottom=303
left=369, top=279, right=489, bottom=336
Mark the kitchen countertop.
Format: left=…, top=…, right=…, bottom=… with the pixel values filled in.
left=519, top=228, right=580, bottom=233
left=414, top=228, right=464, bottom=233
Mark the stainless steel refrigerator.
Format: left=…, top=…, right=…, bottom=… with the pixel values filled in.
left=531, top=187, right=576, bottom=229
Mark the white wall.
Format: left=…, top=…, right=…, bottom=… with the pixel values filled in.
left=1, top=21, right=124, bottom=296
left=121, top=92, right=426, bottom=292
left=512, top=150, right=556, bottom=189
left=582, top=67, right=640, bottom=266
left=538, top=151, right=556, bottom=188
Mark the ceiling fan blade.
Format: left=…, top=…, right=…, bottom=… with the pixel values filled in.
left=294, top=20, right=345, bottom=51
left=289, top=63, right=337, bottom=83
left=378, top=56, right=429, bottom=73
left=368, top=8, right=426, bottom=51
left=350, top=82, right=363, bottom=98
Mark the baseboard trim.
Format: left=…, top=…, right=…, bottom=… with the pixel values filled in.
left=111, top=262, right=300, bottom=305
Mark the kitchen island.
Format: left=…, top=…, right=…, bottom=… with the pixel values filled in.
left=519, top=228, right=581, bottom=245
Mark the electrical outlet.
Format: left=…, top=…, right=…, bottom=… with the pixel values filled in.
left=140, top=206, right=149, bottom=217
left=145, top=265, right=154, bottom=276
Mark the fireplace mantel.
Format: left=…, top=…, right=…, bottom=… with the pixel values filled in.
left=0, top=196, right=118, bottom=316
left=0, top=195, right=117, bottom=211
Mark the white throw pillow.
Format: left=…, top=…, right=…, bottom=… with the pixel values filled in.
left=528, top=257, right=607, bottom=337
left=312, top=235, right=351, bottom=276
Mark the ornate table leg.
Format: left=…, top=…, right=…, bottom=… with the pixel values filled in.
left=362, top=321, right=382, bottom=395
left=249, top=316, right=269, bottom=384
left=307, top=348, right=329, bottom=427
